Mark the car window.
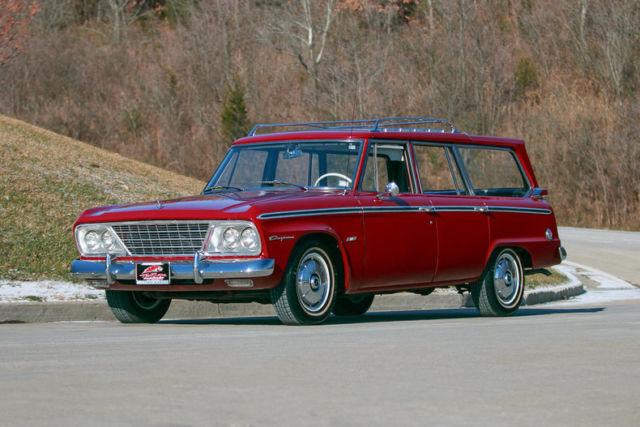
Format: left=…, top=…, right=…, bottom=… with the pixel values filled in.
left=219, top=149, right=268, bottom=188
left=361, top=143, right=413, bottom=193
left=210, top=141, right=362, bottom=190
left=458, top=147, right=529, bottom=197
left=275, top=151, right=312, bottom=184
left=413, top=144, right=466, bottom=195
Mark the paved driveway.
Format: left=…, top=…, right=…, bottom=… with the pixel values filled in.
left=559, top=227, right=640, bottom=285
left=1, top=301, right=639, bottom=426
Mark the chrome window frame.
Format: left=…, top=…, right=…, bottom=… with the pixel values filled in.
left=410, top=141, right=470, bottom=195
left=453, top=145, right=532, bottom=197
left=357, top=139, right=419, bottom=194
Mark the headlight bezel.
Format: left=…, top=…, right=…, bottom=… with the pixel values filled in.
left=75, top=224, right=128, bottom=257
left=204, top=221, right=262, bottom=256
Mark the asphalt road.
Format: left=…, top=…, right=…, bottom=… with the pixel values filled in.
left=2, top=301, right=640, bottom=426
left=559, top=226, right=640, bottom=285
left=2, top=227, right=639, bottom=426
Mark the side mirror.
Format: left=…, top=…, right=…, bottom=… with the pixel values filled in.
left=530, top=187, right=548, bottom=200
left=377, top=182, right=400, bottom=199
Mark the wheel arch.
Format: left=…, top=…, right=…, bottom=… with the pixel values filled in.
left=291, top=231, right=351, bottom=293
left=484, top=243, right=533, bottom=270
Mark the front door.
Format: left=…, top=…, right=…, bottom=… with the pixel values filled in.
left=355, top=141, right=437, bottom=291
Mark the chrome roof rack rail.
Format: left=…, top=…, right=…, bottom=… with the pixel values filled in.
left=247, top=116, right=459, bottom=136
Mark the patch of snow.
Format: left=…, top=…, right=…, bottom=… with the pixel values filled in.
left=564, top=261, right=636, bottom=289
left=544, top=262, right=640, bottom=307
left=0, top=280, right=104, bottom=303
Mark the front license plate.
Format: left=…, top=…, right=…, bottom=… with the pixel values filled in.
left=136, top=262, right=171, bottom=285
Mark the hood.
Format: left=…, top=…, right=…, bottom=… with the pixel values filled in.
left=76, top=189, right=346, bottom=224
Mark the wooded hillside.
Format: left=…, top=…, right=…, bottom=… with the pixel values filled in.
left=1, top=0, right=638, bottom=229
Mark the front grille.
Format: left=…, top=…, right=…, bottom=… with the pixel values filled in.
left=111, top=222, right=210, bottom=256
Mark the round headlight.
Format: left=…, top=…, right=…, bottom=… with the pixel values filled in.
left=240, top=227, right=258, bottom=249
left=101, top=231, right=114, bottom=249
left=85, top=231, right=102, bottom=251
left=223, top=227, right=240, bottom=249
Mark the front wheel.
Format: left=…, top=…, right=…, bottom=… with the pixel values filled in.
left=106, top=290, right=171, bottom=323
left=471, top=248, right=525, bottom=316
left=271, top=240, right=338, bottom=325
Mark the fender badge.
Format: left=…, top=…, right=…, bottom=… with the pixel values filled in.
left=269, top=235, right=294, bottom=242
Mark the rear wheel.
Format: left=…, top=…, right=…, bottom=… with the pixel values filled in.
left=271, top=240, right=338, bottom=325
left=106, top=290, right=171, bottom=323
left=332, top=294, right=374, bottom=316
left=471, top=248, right=524, bottom=316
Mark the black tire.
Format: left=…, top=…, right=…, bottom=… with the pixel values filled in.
left=471, top=248, right=525, bottom=316
left=105, top=290, right=171, bottom=323
left=270, top=240, right=338, bottom=325
left=332, top=294, right=374, bottom=316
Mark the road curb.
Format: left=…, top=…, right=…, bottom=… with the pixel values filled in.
left=0, top=283, right=584, bottom=323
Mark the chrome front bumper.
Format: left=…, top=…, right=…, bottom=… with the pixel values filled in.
left=70, top=254, right=275, bottom=286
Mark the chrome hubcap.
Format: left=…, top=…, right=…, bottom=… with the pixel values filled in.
left=296, top=249, right=332, bottom=315
left=493, top=252, right=521, bottom=308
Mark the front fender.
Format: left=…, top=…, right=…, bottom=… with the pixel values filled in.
left=259, top=219, right=357, bottom=291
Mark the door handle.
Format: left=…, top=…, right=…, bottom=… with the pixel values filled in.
left=419, top=206, right=435, bottom=213
left=474, top=206, right=488, bottom=213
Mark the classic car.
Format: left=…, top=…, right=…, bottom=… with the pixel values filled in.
left=71, top=117, right=566, bottom=325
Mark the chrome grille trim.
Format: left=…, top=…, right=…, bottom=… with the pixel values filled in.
left=110, top=221, right=211, bottom=256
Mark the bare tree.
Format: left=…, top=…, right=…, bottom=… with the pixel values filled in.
left=260, top=0, right=336, bottom=107
left=0, top=0, right=39, bottom=66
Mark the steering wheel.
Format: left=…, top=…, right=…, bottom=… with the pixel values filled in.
left=314, top=173, right=352, bottom=187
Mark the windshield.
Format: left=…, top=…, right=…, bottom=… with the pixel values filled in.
left=206, top=141, right=362, bottom=191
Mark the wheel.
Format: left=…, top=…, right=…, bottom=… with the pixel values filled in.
left=105, top=290, right=171, bottom=323
left=471, top=248, right=525, bottom=316
left=332, top=294, right=374, bottom=316
left=270, top=240, right=338, bottom=325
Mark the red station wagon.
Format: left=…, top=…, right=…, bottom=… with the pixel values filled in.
left=71, top=117, right=566, bottom=325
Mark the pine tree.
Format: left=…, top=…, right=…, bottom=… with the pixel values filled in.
left=220, top=80, right=249, bottom=142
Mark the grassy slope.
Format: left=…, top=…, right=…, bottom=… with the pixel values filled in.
left=0, top=115, right=204, bottom=281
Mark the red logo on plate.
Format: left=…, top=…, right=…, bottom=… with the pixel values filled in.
left=140, top=265, right=167, bottom=281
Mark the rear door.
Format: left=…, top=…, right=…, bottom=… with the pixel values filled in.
left=355, top=141, right=437, bottom=290
left=412, top=143, right=490, bottom=283
left=456, top=146, right=554, bottom=262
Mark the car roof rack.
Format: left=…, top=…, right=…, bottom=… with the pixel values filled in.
left=247, top=116, right=459, bottom=136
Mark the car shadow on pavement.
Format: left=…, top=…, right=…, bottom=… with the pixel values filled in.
left=161, top=306, right=605, bottom=326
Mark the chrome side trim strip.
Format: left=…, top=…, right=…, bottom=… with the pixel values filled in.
left=258, top=207, right=362, bottom=220
left=362, top=206, right=422, bottom=213
left=258, top=205, right=552, bottom=220
left=486, top=206, right=552, bottom=215
left=431, top=206, right=476, bottom=213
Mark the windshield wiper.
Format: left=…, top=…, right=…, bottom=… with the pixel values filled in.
left=203, top=185, right=244, bottom=193
left=260, top=180, right=307, bottom=191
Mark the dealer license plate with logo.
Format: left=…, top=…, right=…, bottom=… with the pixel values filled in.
left=135, top=263, right=171, bottom=285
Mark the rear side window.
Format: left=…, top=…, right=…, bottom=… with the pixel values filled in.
left=413, top=144, right=466, bottom=195
left=458, top=147, right=529, bottom=197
